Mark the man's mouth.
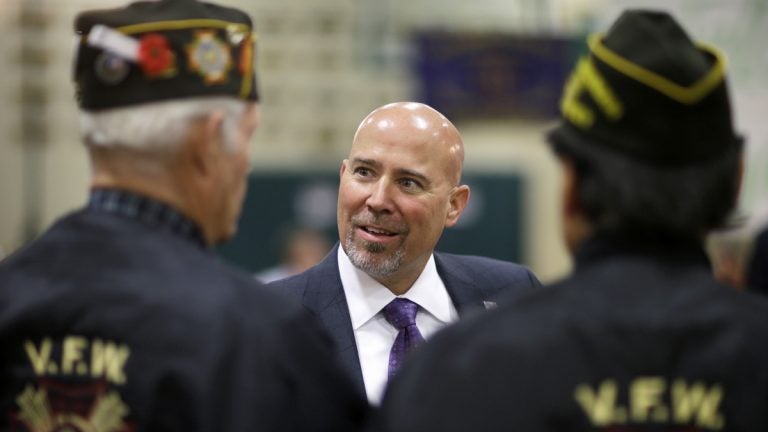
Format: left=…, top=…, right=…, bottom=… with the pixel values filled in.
left=350, top=212, right=406, bottom=244
left=361, top=226, right=397, bottom=236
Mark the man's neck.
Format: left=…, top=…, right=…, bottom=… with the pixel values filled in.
left=87, top=188, right=208, bottom=248
left=91, top=175, right=184, bottom=215
left=90, top=160, right=209, bottom=243
left=374, top=257, right=433, bottom=296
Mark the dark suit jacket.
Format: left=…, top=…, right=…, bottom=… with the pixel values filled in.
left=267, top=244, right=540, bottom=396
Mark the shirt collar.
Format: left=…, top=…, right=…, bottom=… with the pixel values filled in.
left=338, top=246, right=456, bottom=330
left=87, top=188, right=207, bottom=249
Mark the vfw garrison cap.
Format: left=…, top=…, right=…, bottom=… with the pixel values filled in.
left=548, top=10, right=742, bottom=165
left=73, top=0, right=258, bottom=111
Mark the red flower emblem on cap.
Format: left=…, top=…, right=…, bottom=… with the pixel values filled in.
left=138, top=33, right=176, bottom=78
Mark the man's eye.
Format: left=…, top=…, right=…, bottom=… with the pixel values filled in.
left=399, top=178, right=421, bottom=190
left=354, top=167, right=372, bottom=177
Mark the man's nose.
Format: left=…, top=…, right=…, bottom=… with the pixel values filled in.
left=365, top=179, right=395, bottom=213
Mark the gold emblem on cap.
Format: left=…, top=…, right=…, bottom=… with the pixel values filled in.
left=187, top=30, right=232, bottom=85
left=238, top=34, right=255, bottom=97
left=588, top=33, right=726, bottom=105
left=226, top=24, right=247, bottom=45
left=560, top=56, right=623, bottom=129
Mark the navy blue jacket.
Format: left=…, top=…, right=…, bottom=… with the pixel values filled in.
left=0, top=209, right=367, bottom=431
left=372, top=235, right=768, bottom=432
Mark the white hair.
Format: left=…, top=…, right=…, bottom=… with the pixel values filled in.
left=79, top=97, right=248, bottom=153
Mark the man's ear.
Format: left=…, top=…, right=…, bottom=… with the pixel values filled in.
left=445, top=184, right=470, bottom=227
left=187, top=111, right=225, bottom=176
left=559, top=155, right=592, bottom=252
left=339, top=159, right=349, bottom=178
left=562, top=157, right=580, bottom=216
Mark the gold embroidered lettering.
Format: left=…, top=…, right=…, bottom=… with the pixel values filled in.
left=24, top=339, right=53, bottom=376
left=672, top=380, right=724, bottom=430
left=561, top=57, right=623, bottom=129
left=62, top=336, right=88, bottom=375
left=630, top=377, right=667, bottom=422
left=91, top=339, right=130, bottom=385
left=574, top=380, right=621, bottom=426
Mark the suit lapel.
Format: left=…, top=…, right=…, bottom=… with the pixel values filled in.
left=434, top=253, right=489, bottom=316
left=300, top=250, right=494, bottom=397
left=300, top=244, right=366, bottom=397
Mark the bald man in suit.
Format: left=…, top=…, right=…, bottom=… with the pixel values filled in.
left=268, top=102, right=540, bottom=404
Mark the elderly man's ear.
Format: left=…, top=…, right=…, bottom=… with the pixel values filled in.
left=184, top=111, right=225, bottom=176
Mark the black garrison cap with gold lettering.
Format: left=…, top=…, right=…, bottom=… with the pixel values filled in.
left=548, top=10, right=742, bottom=166
left=73, top=0, right=258, bottom=111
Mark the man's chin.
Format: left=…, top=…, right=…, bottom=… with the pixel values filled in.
left=361, top=240, right=389, bottom=254
left=348, top=245, right=404, bottom=278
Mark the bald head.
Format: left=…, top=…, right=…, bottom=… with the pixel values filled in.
left=352, top=102, right=465, bottom=185
left=338, top=101, right=471, bottom=294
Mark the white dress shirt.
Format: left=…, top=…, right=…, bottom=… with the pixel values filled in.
left=337, top=246, right=458, bottom=405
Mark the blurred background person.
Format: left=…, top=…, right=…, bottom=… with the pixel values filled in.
left=255, top=225, right=333, bottom=283
left=370, top=9, right=768, bottom=432
left=747, top=224, right=768, bottom=294
left=0, top=0, right=366, bottom=430
left=706, top=228, right=750, bottom=290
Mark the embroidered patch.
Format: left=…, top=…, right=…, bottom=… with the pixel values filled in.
left=137, top=33, right=177, bottom=78
left=187, top=30, right=232, bottom=85
left=11, top=380, right=133, bottom=432
left=560, top=57, right=623, bottom=129
left=94, top=52, right=130, bottom=85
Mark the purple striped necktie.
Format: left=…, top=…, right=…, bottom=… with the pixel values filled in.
left=383, top=298, right=425, bottom=379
